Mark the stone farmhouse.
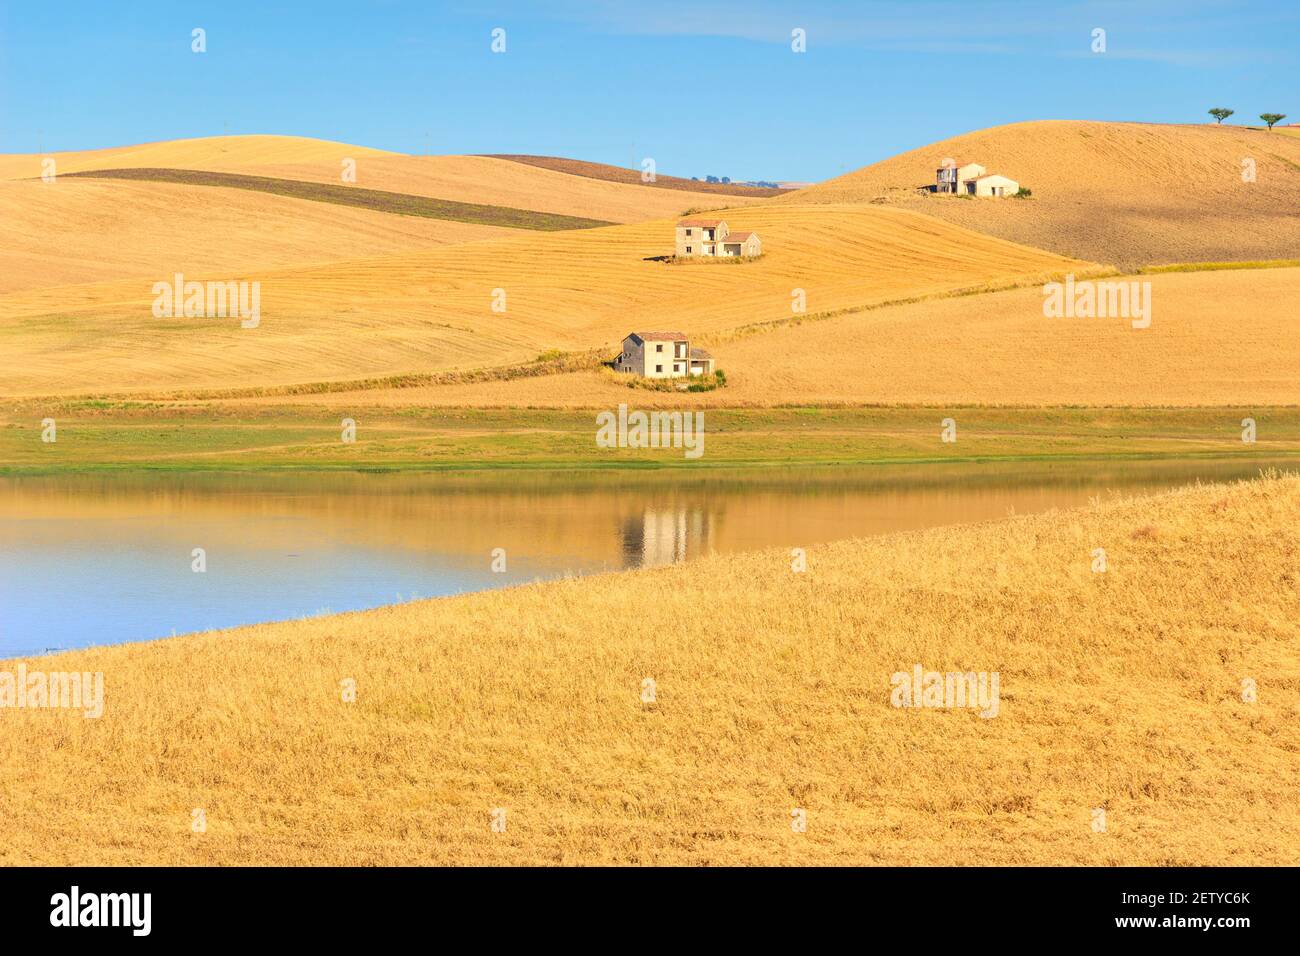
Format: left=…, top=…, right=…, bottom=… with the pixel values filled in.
left=934, top=161, right=1020, bottom=197
left=614, top=331, right=715, bottom=378
left=674, top=218, right=762, bottom=257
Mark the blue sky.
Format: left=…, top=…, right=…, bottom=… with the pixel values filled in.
left=1, top=0, right=1294, bottom=181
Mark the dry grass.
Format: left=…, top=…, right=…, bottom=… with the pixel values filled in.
left=0, top=135, right=759, bottom=224
left=483, top=154, right=794, bottom=197
left=62, top=168, right=614, bottom=230
left=0, top=178, right=518, bottom=294
left=0, top=203, right=1083, bottom=398
left=2, top=472, right=1297, bottom=865
left=786, top=121, right=1300, bottom=270
left=0, top=134, right=397, bottom=180
left=268, top=266, right=1300, bottom=409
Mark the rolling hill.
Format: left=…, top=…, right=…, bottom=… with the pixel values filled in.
left=483, top=154, right=794, bottom=196
left=785, top=121, right=1300, bottom=269
left=0, top=203, right=1084, bottom=397
left=60, top=168, right=615, bottom=231
left=0, top=135, right=763, bottom=224
left=0, top=177, right=519, bottom=293
left=350, top=266, right=1300, bottom=408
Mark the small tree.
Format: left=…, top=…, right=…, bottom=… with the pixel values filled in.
left=1208, top=107, right=1234, bottom=124
left=1260, top=113, right=1287, bottom=130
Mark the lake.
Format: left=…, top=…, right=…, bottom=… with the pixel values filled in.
left=0, top=459, right=1286, bottom=656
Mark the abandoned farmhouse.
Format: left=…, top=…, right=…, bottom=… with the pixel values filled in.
left=933, top=161, right=1020, bottom=196
left=614, top=331, right=716, bottom=378
left=674, top=219, right=762, bottom=257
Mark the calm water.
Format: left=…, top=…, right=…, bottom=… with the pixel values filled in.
left=0, top=460, right=1286, bottom=656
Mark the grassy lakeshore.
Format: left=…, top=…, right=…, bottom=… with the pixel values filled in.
left=2, top=403, right=1299, bottom=474
left=2, top=472, right=1297, bottom=865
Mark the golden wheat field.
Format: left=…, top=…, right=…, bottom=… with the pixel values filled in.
left=0, top=177, right=519, bottom=293
left=2, top=473, right=1297, bottom=866
left=0, top=203, right=1084, bottom=397
left=0, top=134, right=395, bottom=181
left=787, top=121, right=1300, bottom=269
left=0, top=134, right=755, bottom=224
left=256, top=266, right=1300, bottom=409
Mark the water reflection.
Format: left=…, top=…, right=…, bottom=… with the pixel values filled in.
left=622, top=505, right=717, bottom=568
left=0, top=458, right=1289, bottom=656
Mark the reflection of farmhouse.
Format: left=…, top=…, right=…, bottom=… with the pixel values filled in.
left=621, top=505, right=717, bottom=568
left=614, top=331, right=715, bottom=378
left=675, top=218, right=762, bottom=257
left=934, top=162, right=1019, bottom=196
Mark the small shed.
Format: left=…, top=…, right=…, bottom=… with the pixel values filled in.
left=720, top=231, right=761, bottom=257
left=967, top=174, right=1019, bottom=197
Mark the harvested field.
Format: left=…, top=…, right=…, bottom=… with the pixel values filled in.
left=240, top=266, right=1300, bottom=410
left=484, top=154, right=796, bottom=196
left=61, top=168, right=613, bottom=231
left=786, top=121, right=1300, bottom=270
left=0, top=204, right=1084, bottom=398
left=0, top=135, right=763, bottom=224
left=226, top=154, right=767, bottom=224
left=0, top=178, right=518, bottom=294
left=3, top=473, right=1297, bottom=865
left=0, top=134, right=396, bottom=180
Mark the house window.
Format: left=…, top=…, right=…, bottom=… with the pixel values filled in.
left=685, top=246, right=692, bottom=253
left=655, top=343, right=664, bottom=353
left=655, top=364, right=663, bottom=373
left=685, top=228, right=692, bottom=236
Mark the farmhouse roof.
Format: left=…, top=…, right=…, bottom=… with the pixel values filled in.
left=723, top=231, right=755, bottom=241
left=678, top=218, right=724, bottom=227
left=629, top=331, right=688, bottom=342
left=689, top=347, right=713, bottom=359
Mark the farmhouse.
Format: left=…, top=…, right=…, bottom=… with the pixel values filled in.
left=934, top=162, right=1019, bottom=196
left=675, top=219, right=762, bottom=257
left=614, top=331, right=716, bottom=378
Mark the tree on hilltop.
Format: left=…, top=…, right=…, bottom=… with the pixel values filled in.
left=1208, top=107, right=1234, bottom=124
left=1259, top=113, right=1287, bottom=130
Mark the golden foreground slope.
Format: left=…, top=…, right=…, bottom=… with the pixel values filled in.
left=788, top=121, right=1300, bottom=269
left=0, top=135, right=756, bottom=224
left=339, top=266, right=1300, bottom=408
left=2, top=472, right=1297, bottom=865
left=0, top=203, right=1084, bottom=397
left=0, top=178, right=519, bottom=293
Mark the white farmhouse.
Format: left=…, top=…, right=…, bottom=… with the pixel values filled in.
left=935, top=161, right=1019, bottom=196
left=675, top=218, right=762, bottom=257
left=614, top=331, right=716, bottom=378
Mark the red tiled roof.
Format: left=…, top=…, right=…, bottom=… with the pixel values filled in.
left=677, top=218, right=724, bottom=227
left=689, top=347, right=713, bottom=359
left=723, top=231, right=755, bottom=242
left=629, top=331, right=688, bottom=342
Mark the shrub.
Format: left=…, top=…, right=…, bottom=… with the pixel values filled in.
left=1014, top=186, right=1033, bottom=198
